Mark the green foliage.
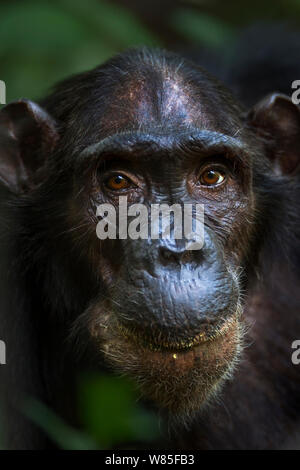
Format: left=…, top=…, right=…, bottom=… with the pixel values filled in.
left=0, top=0, right=159, bottom=101
left=22, top=374, right=159, bottom=450
left=78, top=374, right=159, bottom=449
left=23, top=399, right=99, bottom=449
left=1, top=0, right=299, bottom=102
left=171, top=8, right=235, bottom=48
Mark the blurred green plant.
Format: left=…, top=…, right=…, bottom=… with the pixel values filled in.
left=78, top=374, right=159, bottom=449
left=0, top=0, right=159, bottom=102
left=24, top=399, right=99, bottom=450
left=23, top=374, right=159, bottom=450
left=171, top=8, right=235, bottom=48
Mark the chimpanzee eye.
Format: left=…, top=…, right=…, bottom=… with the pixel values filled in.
left=105, top=174, right=131, bottom=191
left=199, top=168, right=226, bottom=186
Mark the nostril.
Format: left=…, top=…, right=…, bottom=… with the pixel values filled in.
left=159, top=246, right=183, bottom=264
left=160, top=247, right=171, bottom=260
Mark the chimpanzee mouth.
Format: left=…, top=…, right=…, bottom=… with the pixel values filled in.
left=116, top=315, right=237, bottom=353
left=89, top=308, right=242, bottom=415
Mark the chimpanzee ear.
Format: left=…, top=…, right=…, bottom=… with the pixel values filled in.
left=247, top=93, right=300, bottom=175
left=0, top=99, right=59, bottom=193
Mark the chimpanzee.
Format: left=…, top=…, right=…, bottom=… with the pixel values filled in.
left=0, top=32, right=299, bottom=449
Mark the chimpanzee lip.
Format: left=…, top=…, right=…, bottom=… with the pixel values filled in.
left=116, top=316, right=237, bottom=352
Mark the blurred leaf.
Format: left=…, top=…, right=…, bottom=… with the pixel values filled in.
left=78, top=374, right=159, bottom=448
left=0, top=0, right=160, bottom=101
left=171, top=8, right=235, bottom=47
left=21, top=374, right=159, bottom=450
left=0, top=2, right=90, bottom=54
left=57, top=0, right=160, bottom=48
left=23, top=398, right=99, bottom=450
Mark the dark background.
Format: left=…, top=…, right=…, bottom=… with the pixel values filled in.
left=2, top=0, right=300, bottom=102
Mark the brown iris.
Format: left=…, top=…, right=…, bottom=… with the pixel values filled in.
left=105, top=174, right=130, bottom=191
left=200, top=168, right=225, bottom=186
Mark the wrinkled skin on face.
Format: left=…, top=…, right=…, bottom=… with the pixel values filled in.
left=1, top=49, right=299, bottom=421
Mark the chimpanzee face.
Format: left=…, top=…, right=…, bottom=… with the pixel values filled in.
left=63, top=70, right=256, bottom=417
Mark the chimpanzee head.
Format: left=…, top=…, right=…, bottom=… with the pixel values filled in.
left=1, top=49, right=300, bottom=418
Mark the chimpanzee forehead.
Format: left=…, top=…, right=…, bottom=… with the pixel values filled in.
left=98, top=69, right=241, bottom=138
left=101, top=76, right=202, bottom=128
